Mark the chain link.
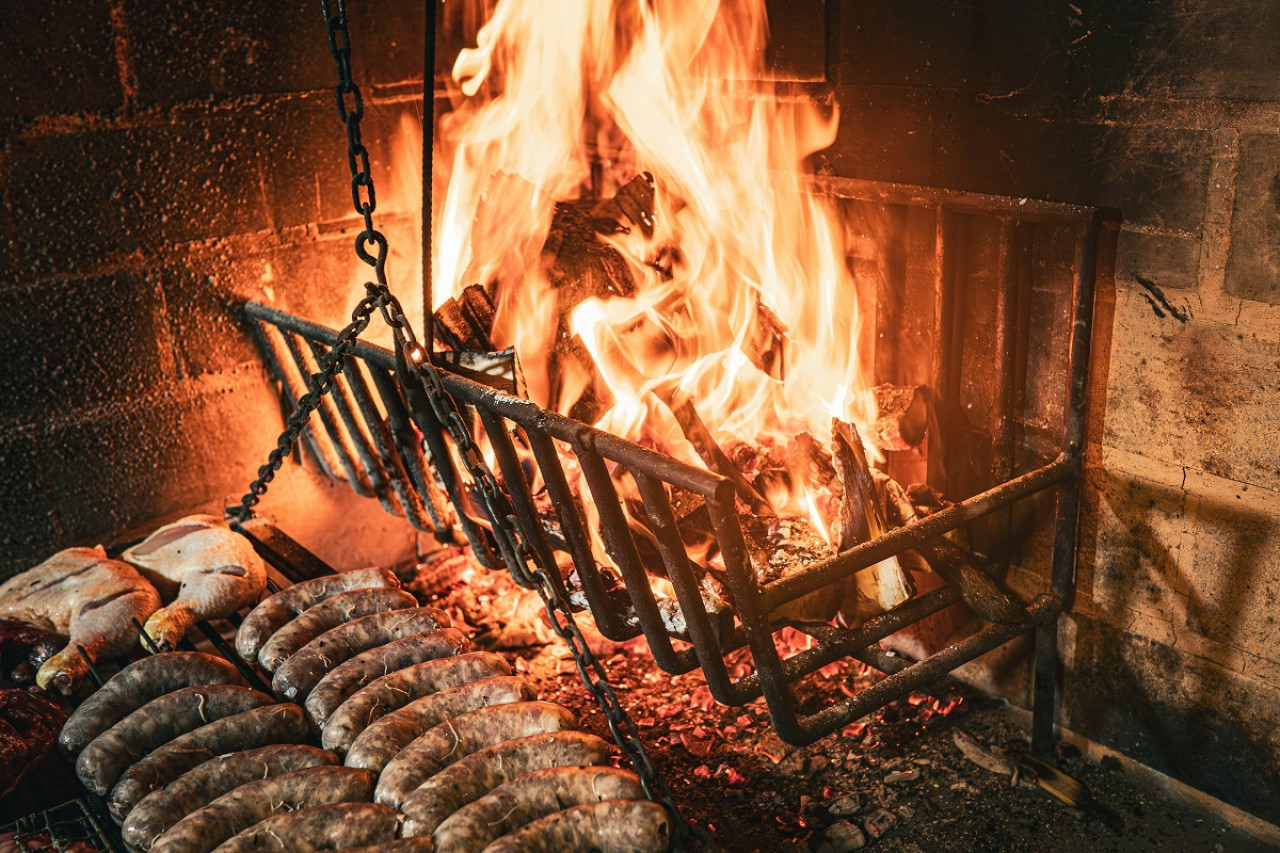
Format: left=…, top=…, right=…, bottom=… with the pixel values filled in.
left=231, top=0, right=704, bottom=847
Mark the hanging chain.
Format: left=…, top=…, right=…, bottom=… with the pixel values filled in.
left=231, top=0, right=701, bottom=846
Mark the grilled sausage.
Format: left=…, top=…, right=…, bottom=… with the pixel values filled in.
left=208, top=802, right=401, bottom=853
left=108, top=704, right=308, bottom=824
left=59, top=653, right=242, bottom=757
left=376, top=702, right=576, bottom=809
left=304, top=629, right=470, bottom=730
left=256, top=588, right=418, bottom=674
left=398, top=732, right=612, bottom=838
left=480, top=800, right=671, bottom=853
left=433, top=767, right=645, bottom=853
left=346, top=676, right=534, bottom=775
left=76, top=686, right=274, bottom=796
left=235, top=568, right=400, bottom=664
left=321, top=653, right=510, bottom=756
left=122, top=744, right=336, bottom=853
left=271, top=608, right=451, bottom=703
left=343, top=841, right=437, bottom=853
left=150, top=766, right=375, bottom=853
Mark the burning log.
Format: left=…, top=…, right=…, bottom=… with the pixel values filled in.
left=433, top=347, right=527, bottom=398
left=590, top=172, right=656, bottom=238
left=869, top=384, right=930, bottom=453
left=879, top=477, right=1027, bottom=625
left=830, top=420, right=914, bottom=622
left=744, top=300, right=788, bottom=381
left=433, top=284, right=497, bottom=352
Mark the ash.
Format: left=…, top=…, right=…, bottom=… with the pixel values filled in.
left=413, top=555, right=1274, bottom=853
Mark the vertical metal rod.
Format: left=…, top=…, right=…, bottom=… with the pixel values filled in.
left=422, top=0, right=436, bottom=349
left=524, top=430, right=639, bottom=641
left=75, top=645, right=104, bottom=688
left=989, top=219, right=1021, bottom=563
left=247, top=320, right=340, bottom=481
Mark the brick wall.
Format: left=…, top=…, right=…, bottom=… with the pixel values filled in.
left=0, top=1, right=429, bottom=573
left=814, top=0, right=1280, bottom=824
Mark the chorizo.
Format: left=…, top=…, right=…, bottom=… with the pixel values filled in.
left=150, top=766, right=375, bottom=853
left=433, top=767, right=645, bottom=853
left=345, top=676, right=534, bottom=775
left=108, top=704, right=308, bottom=824
left=76, top=686, right=273, bottom=796
left=208, top=802, right=401, bottom=853
left=235, top=568, right=400, bottom=663
left=256, top=588, right=417, bottom=674
left=122, top=745, right=336, bottom=853
left=321, top=653, right=510, bottom=757
left=376, top=702, right=575, bottom=809
left=303, top=629, right=469, bottom=730
left=59, top=653, right=242, bottom=758
left=480, top=800, right=670, bottom=853
left=398, top=732, right=611, bottom=838
left=271, top=608, right=451, bottom=703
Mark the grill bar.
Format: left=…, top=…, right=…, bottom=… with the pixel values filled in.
left=242, top=179, right=1118, bottom=747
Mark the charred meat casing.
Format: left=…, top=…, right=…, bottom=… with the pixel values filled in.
left=479, top=799, right=671, bottom=853
left=256, top=588, right=417, bottom=673
left=321, top=652, right=511, bottom=757
left=122, top=744, right=337, bottom=853
left=207, top=802, right=401, bottom=853
left=235, top=567, right=400, bottom=664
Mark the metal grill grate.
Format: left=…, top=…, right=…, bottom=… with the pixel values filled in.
left=244, top=179, right=1118, bottom=747
left=1, top=799, right=116, bottom=853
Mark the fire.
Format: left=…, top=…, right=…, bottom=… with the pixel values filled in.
left=428, top=0, right=876, bottom=530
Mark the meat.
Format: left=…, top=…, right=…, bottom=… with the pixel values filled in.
left=76, top=685, right=274, bottom=796
left=345, top=676, right=535, bottom=775
left=256, top=588, right=418, bottom=673
left=303, top=628, right=470, bottom=730
left=342, top=842, right=436, bottom=853
left=123, top=744, right=337, bottom=853
left=480, top=800, right=670, bottom=853
left=398, top=732, right=612, bottom=838
left=122, top=516, right=268, bottom=652
left=235, top=568, right=400, bottom=664
left=0, top=688, right=67, bottom=798
left=0, top=619, right=60, bottom=687
left=376, top=702, right=576, bottom=809
left=108, top=703, right=309, bottom=823
left=271, top=608, right=451, bottom=703
left=60, top=652, right=242, bottom=758
left=208, top=803, right=402, bottom=853
left=0, top=547, right=162, bottom=694
left=433, top=767, right=645, bottom=853
left=321, top=652, right=511, bottom=757
left=149, top=766, right=375, bottom=853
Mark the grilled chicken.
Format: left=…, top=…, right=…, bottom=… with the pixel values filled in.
left=122, top=515, right=268, bottom=652
left=0, top=547, right=162, bottom=694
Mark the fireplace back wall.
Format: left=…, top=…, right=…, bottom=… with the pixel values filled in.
left=2, top=0, right=1278, bottom=828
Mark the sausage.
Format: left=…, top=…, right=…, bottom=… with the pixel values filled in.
left=122, top=744, right=336, bottom=853
left=480, top=800, right=670, bottom=853
left=150, top=766, right=375, bottom=853
left=345, top=676, right=534, bottom=775
left=398, top=732, right=611, bottom=838
left=257, top=588, right=419, bottom=674
left=304, top=629, right=470, bottom=730
left=433, top=767, right=645, bottom=853
left=343, top=841, right=436, bottom=853
left=235, top=568, right=400, bottom=663
left=59, top=653, right=243, bottom=757
left=376, top=702, right=576, bottom=809
left=321, top=653, right=510, bottom=756
left=76, top=686, right=274, bottom=796
left=270, top=608, right=451, bottom=703
left=208, top=802, right=401, bottom=853
left=108, top=704, right=308, bottom=824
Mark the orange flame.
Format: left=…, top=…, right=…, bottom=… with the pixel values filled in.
left=426, top=0, right=875, bottom=528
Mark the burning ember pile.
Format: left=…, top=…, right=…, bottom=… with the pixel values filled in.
left=415, top=0, right=960, bottom=631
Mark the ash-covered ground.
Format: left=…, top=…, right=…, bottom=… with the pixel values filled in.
left=417, top=560, right=1277, bottom=853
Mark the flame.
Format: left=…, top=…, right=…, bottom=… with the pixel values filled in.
left=422, top=0, right=876, bottom=529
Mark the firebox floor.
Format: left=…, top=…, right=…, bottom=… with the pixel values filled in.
left=414, top=558, right=1275, bottom=853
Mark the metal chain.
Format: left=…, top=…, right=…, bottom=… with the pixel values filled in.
left=230, top=1, right=702, bottom=846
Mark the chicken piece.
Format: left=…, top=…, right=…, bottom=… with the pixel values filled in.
left=122, top=515, right=268, bottom=652
left=0, top=547, right=162, bottom=694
